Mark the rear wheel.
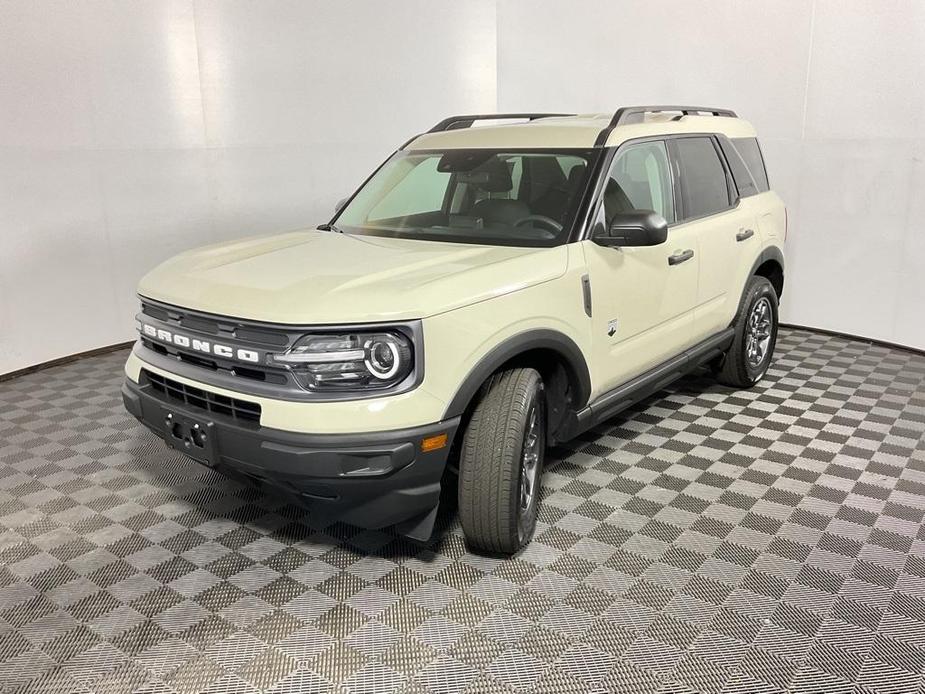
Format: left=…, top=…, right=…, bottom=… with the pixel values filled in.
left=716, top=276, right=779, bottom=388
left=458, top=368, right=545, bottom=554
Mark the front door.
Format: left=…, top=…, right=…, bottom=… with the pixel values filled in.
left=583, top=139, right=699, bottom=397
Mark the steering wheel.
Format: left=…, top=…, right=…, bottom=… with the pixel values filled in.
left=514, top=215, right=563, bottom=234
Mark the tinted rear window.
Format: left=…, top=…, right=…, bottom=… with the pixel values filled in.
left=719, top=138, right=759, bottom=197
left=674, top=137, right=731, bottom=220
left=732, top=137, right=769, bottom=192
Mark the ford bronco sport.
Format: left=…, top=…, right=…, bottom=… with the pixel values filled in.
left=123, top=105, right=786, bottom=554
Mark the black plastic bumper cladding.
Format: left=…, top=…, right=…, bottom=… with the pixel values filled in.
left=122, top=377, right=459, bottom=533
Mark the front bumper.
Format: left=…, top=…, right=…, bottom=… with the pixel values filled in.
left=122, top=376, right=459, bottom=534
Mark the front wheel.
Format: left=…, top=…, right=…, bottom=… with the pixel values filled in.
left=458, top=368, right=546, bottom=555
left=716, top=276, right=779, bottom=388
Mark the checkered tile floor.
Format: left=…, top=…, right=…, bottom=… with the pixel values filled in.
left=2, top=328, right=925, bottom=694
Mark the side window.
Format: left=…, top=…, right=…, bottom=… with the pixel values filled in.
left=368, top=156, right=450, bottom=221
left=602, top=141, right=675, bottom=226
left=731, top=138, right=770, bottom=192
left=718, top=138, right=759, bottom=197
left=673, top=137, right=732, bottom=220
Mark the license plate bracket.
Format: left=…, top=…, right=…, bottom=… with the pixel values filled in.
left=161, top=409, right=217, bottom=465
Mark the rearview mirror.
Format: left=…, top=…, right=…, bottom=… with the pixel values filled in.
left=594, top=210, right=668, bottom=247
left=334, top=197, right=349, bottom=213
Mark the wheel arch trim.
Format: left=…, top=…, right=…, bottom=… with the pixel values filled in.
left=442, top=329, right=592, bottom=419
left=749, top=244, right=785, bottom=297
left=750, top=245, right=785, bottom=277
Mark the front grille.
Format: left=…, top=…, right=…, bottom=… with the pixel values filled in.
left=142, top=369, right=262, bottom=424
left=138, top=299, right=294, bottom=389
left=141, top=301, right=289, bottom=346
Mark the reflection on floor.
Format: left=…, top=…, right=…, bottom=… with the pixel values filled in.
left=1, top=328, right=924, bottom=693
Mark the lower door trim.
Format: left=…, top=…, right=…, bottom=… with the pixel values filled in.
left=559, top=327, right=734, bottom=441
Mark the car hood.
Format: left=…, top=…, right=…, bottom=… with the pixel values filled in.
left=138, top=229, right=568, bottom=324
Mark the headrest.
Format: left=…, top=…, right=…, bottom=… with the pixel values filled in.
left=461, top=157, right=513, bottom=193
left=567, top=164, right=587, bottom=187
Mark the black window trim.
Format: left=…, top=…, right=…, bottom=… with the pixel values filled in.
left=753, top=138, right=771, bottom=189
left=331, top=130, right=769, bottom=248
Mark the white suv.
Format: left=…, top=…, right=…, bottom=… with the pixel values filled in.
left=123, top=106, right=786, bottom=554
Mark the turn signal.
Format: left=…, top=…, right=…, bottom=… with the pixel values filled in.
left=421, top=433, right=448, bottom=453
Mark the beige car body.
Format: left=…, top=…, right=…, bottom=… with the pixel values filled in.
left=125, top=112, right=785, bottom=435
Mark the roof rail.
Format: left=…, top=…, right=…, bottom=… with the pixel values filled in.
left=593, top=105, right=737, bottom=146
left=427, top=113, right=573, bottom=133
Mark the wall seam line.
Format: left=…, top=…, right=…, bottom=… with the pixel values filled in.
left=799, top=0, right=817, bottom=140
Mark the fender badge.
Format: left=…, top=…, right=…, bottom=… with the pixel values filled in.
left=607, top=320, right=618, bottom=337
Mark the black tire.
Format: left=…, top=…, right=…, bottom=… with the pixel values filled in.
left=458, top=368, right=546, bottom=555
left=716, top=276, right=779, bottom=388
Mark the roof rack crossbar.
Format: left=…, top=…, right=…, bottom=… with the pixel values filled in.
left=427, top=113, right=574, bottom=133
left=594, top=105, right=737, bottom=146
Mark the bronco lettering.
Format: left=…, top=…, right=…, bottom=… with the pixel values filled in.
left=139, top=323, right=259, bottom=363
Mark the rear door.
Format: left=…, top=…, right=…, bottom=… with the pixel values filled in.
left=721, top=136, right=786, bottom=245
left=668, top=136, right=757, bottom=342
left=583, top=139, right=700, bottom=396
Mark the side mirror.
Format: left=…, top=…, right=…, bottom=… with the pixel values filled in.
left=594, top=210, right=668, bottom=247
left=334, top=197, right=349, bottom=213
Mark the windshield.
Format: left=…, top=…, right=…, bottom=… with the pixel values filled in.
left=334, top=149, right=598, bottom=247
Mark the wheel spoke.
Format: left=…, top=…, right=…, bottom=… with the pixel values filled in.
left=744, top=297, right=774, bottom=368
left=519, top=401, right=542, bottom=515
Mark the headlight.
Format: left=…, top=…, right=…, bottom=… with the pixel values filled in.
left=269, top=331, right=414, bottom=391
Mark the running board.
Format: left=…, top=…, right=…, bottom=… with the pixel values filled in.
left=559, top=328, right=734, bottom=441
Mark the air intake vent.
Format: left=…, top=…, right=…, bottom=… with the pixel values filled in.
left=142, top=369, right=261, bottom=424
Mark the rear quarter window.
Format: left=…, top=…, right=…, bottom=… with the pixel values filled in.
left=731, top=137, right=770, bottom=193
left=718, top=138, right=759, bottom=197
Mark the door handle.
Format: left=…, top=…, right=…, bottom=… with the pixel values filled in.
left=736, top=228, right=755, bottom=242
left=668, top=249, right=695, bottom=266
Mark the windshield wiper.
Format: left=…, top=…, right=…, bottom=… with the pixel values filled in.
left=316, top=223, right=344, bottom=233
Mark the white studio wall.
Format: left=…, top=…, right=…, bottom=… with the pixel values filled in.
left=2, top=0, right=923, bottom=375
left=496, top=0, right=925, bottom=350
left=0, top=0, right=497, bottom=374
